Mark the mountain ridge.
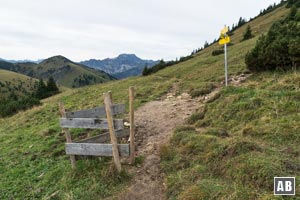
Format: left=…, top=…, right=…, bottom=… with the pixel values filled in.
left=80, top=53, right=159, bottom=79
left=0, top=55, right=114, bottom=88
left=0, top=58, right=43, bottom=64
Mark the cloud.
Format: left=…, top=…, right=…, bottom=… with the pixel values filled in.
left=0, top=0, right=281, bottom=61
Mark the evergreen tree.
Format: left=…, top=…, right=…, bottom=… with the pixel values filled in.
left=142, top=64, right=148, bottom=76
left=237, top=17, right=246, bottom=27
left=35, top=79, right=47, bottom=99
left=204, top=41, right=209, bottom=48
left=242, top=25, right=254, bottom=41
left=46, top=76, right=59, bottom=93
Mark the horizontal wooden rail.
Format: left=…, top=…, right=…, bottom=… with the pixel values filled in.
left=75, top=129, right=129, bottom=143
left=66, top=143, right=129, bottom=157
left=65, top=104, right=125, bottom=118
left=60, top=118, right=124, bottom=129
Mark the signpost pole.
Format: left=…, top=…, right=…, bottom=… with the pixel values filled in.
left=224, top=41, right=228, bottom=87
left=219, top=25, right=229, bottom=87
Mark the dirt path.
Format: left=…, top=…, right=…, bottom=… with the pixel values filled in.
left=110, top=74, right=249, bottom=200
left=118, top=92, right=201, bottom=200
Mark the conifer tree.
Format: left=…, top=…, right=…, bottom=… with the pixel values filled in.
left=46, top=76, right=59, bottom=93
left=35, top=79, right=47, bottom=99
left=242, top=25, right=253, bottom=41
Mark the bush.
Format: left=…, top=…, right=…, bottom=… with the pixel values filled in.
left=246, top=7, right=300, bottom=71
left=212, top=49, right=224, bottom=56
left=287, top=0, right=300, bottom=8
left=0, top=96, right=40, bottom=117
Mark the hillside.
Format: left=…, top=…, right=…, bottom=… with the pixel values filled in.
left=0, top=4, right=294, bottom=200
left=0, top=69, right=37, bottom=99
left=0, top=56, right=114, bottom=88
left=161, top=71, right=300, bottom=199
left=80, top=54, right=158, bottom=79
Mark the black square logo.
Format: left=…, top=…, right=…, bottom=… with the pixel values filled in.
left=274, top=177, right=295, bottom=195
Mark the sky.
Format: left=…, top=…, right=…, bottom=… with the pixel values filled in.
left=0, top=0, right=281, bottom=62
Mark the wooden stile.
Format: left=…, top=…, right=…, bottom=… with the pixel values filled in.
left=59, top=87, right=136, bottom=172
left=59, top=103, right=76, bottom=169
left=104, top=93, right=122, bottom=172
left=60, top=118, right=124, bottom=129
left=66, top=143, right=129, bottom=157
left=129, top=86, right=135, bottom=164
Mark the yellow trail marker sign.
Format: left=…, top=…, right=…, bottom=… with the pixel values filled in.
left=221, top=26, right=228, bottom=35
left=219, top=36, right=230, bottom=45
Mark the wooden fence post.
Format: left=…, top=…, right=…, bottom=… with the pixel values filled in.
left=108, top=91, right=113, bottom=103
left=59, top=102, right=76, bottom=169
left=103, top=93, right=122, bottom=172
left=129, top=86, right=135, bottom=164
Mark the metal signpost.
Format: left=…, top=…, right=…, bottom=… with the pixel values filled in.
left=219, top=26, right=230, bottom=87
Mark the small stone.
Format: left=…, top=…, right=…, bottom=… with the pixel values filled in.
left=124, top=122, right=130, bottom=127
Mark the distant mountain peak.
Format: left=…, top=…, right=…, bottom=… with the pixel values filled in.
left=117, top=53, right=138, bottom=58
left=41, top=55, right=71, bottom=64
left=80, top=54, right=158, bottom=79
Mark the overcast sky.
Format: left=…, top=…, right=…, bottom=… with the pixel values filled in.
left=0, top=0, right=281, bottom=62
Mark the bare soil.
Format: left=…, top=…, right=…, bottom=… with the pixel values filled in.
left=112, top=90, right=213, bottom=200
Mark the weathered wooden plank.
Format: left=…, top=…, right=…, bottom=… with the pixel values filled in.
left=66, top=143, right=130, bottom=157
left=75, top=129, right=129, bottom=143
left=129, top=86, right=135, bottom=164
left=59, top=102, right=76, bottom=169
left=104, top=93, right=122, bottom=172
left=60, top=118, right=124, bottom=129
left=65, top=104, right=125, bottom=118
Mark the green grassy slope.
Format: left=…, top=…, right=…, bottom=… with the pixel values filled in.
left=0, top=5, right=291, bottom=200
left=161, top=71, right=300, bottom=199
left=0, top=69, right=37, bottom=99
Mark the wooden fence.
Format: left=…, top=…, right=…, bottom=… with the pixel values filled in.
left=59, top=87, right=135, bottom=172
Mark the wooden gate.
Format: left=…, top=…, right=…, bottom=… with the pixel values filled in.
left=59, top=87, right=135, bottom=172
